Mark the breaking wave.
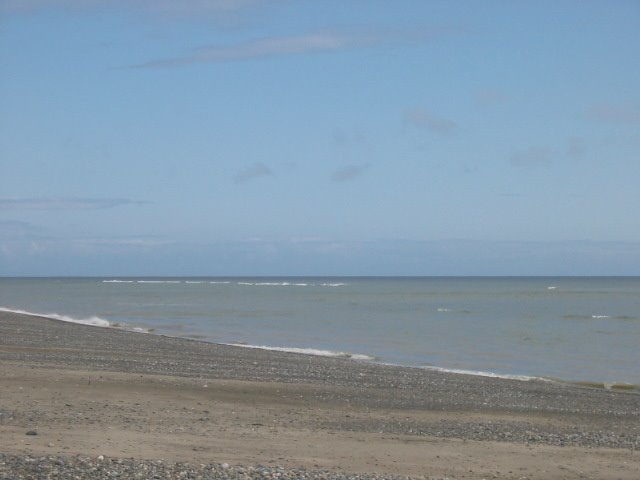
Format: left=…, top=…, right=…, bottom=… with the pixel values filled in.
left=563, top=314, right=638, bottom=321
left=102, top=279, right=346, bottom=287
left=225, top=343, right=375, bottom=361
left=136, top=280, right=182, bottom=284
left=0, top=306, right=112, bottom=328
left=422, top=365, right=544, bottom=382
left=0, top=307, right=149, bottom=333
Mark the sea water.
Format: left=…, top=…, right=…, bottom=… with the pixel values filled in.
left=1, top=277, right=639, bottom=385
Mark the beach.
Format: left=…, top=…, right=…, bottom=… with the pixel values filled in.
left=1, top=310, right=639, bottom=479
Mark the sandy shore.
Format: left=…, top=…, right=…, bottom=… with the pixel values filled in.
left=1, top=311, right=639, bottom=479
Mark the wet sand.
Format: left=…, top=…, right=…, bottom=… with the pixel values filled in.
left=1, top=311, right=638, bottom=479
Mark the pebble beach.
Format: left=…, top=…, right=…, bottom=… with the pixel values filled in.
left=1, top=310, right=639, bottom=479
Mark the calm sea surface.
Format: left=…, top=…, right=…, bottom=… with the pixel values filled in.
left=1, top=277, right=639, bottom=385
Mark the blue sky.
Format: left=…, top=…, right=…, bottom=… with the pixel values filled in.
left=1, top=0, right=639, bottom=276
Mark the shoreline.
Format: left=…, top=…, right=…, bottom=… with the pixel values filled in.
left=1, top=310, right=640, bottom=479
left=2, top=306, right=637, bottom=391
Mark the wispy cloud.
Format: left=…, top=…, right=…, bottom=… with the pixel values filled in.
left=588, top=103, right=640, bottom=124
left=0, top=197, right=147, bottom=210
left=403, top=108, right=457, bottom=135
left=509, top=147, right=553, bottom=167
left=0, top=220, right=42, bottom=238
left=0, top=233, right=171, bottom=260
left=129, top=31, right=376, bottom=68
left=0, top=0, right=271, bottom=19
left=510, top=138, right=591, bottom=167
left=233, top=162, right=273, bottom=184
left=127, top=25, right=463, bottom=68
left=331, top=164, right=370, bottom=182
left=72, top=236, right=172, bottom=248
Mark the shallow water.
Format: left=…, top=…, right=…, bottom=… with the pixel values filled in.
left=1, top=277, right=639, bottom=384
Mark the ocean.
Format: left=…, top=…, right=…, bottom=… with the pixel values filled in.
left=1, top=276, right=639, bottom=386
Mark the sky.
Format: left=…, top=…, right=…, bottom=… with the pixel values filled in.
left=1, top=0, right=639, bottom=276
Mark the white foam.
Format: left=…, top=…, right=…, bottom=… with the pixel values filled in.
left=233, top=281, right=344, bottom=287
left=102, top=279, right=134, bottom=283
left=226, top=343, right=543, bottom=380
left=225, top=343, right=376, bottom=361
left=0, top=307, right=112, bottom=328
left=0, top=306, right=564, bottom=383
left=209, top=281, right=231, bottom=284
left=136, top=280, right=182, bottom=284
left=547, top=286, right=558, bottom=290
left=592, top=315, right=611, bottom=319
left=185, top=281, right=204, bottom=284
left=437, top=308, right=451, bottom=312
left=0, top=307, right=155, bottom=336
left=422, top=365, right=543, bottom=382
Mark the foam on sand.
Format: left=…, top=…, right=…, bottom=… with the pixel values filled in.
left=422, top=365, right=544, bottom=382
left=225, top=343, right=375, bottom=361
left=226, top=343, right=542, bottom=381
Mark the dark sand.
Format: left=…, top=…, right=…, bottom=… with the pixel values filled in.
left=1, top=311, right=638, bottom=479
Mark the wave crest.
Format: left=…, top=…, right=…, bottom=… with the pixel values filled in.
left=225, top=343, right=375, bottom=361
left=0, top=307, right=112, bottom=328
left=422, top=365, right=543, bottom=382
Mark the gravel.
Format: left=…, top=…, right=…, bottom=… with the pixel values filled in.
left=0, top=454, right=422, bottom=480
left=1, top=311, right=639, bottom=455
left=1, top=311, right=638, bottom=418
